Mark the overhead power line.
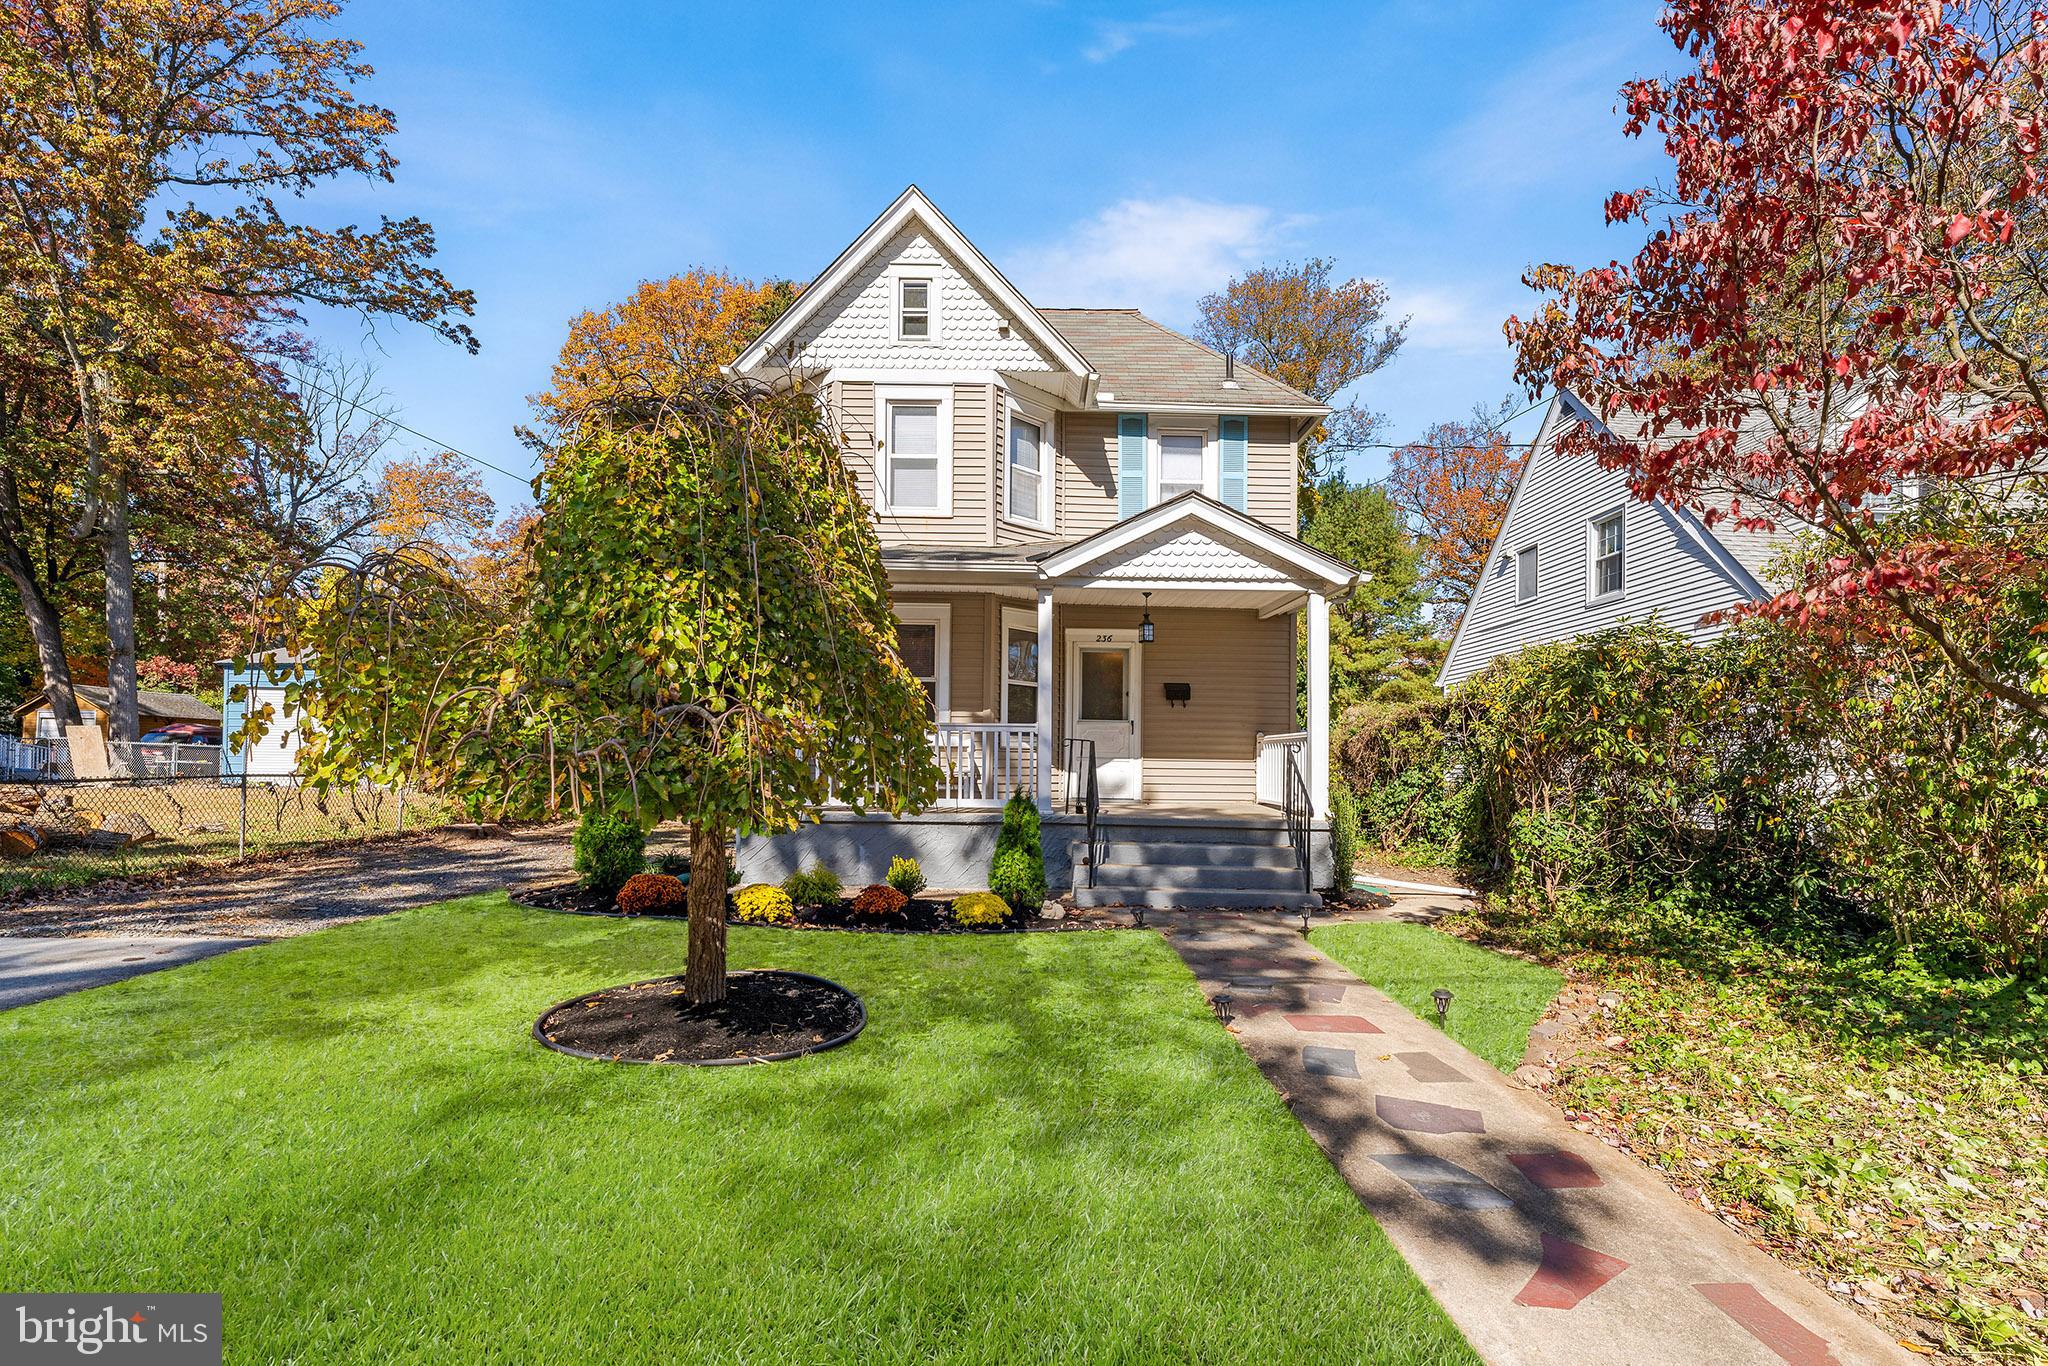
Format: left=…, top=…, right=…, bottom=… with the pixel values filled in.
left=288, top=372, right=536, bottom=486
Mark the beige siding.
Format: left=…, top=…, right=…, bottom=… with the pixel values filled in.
left=1247, top=416, right=1299, bottom=535
left=1052, top=604, right=1294, bottom=804
left=893, top=592, right=994, bottom=723
left=1058, top=411, right=1121, bottom=537
left=832, top=382, right=998, bottom=547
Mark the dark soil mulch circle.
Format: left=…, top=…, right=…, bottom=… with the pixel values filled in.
left=533, top=969, right=864, bottom=1065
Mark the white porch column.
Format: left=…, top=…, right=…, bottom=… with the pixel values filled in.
left=1306, top=590, right=1330, bottom=819
left=1035, top=585, right=1055, bottom=811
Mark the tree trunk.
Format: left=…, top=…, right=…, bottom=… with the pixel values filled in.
left=99, top=466, right=139, bottom=752
left=686, top=820, right=729, bottom=1004
left=0, top=466, right=80, bottom=726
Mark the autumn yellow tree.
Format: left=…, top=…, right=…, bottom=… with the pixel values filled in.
left=373, top=450, right=497, bottom=554
left=524, top=270, right=798, bottom=446
left=0, top=0, right=474, bottom=744
left=1194, top=258, right=1407, bottom=516
left=1384, top=398, right=1526, bottom=629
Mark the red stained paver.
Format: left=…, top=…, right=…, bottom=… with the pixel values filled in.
left=1507, top=1150, right=1604, bottom=1190
left=1513, top=1233, right=1629, bottom=1310
left=1284, top=1013, right=1383, bottom=1034
left=1375, top=1094, right=1485, bottom=1134
left=1695, top=1284, right=1840, bottom=1365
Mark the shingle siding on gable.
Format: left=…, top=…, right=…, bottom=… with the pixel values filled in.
left=1438, top=403, right=1766, bottom=688
left=788, top=228, right=1058, bottom=374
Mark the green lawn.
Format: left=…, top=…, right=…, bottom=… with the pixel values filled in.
left=0, top=899, right=1474, bottom=1364
left=1310, top=922, right=1563, bottom=1072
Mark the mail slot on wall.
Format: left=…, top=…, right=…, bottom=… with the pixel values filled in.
left=1162, top=682, right=1191, bottom=706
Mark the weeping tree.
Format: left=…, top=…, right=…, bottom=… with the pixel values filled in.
left=284, top=376, right=938, bottom=1003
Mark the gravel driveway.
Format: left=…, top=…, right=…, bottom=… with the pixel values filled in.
left=0, top=826, right=605, bottom=939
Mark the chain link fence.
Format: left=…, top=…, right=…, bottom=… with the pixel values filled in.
left=1, top=771, right=455, bottom=901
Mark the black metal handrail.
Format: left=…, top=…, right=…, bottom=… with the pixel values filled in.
left=1061, top=736, right=1102, bottom=888
left=1281, top=741, right=1312, bottom=895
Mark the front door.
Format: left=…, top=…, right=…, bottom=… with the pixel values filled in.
left=1067, top=630, right=1142, bottom=800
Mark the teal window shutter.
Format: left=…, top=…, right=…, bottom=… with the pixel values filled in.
left=1117, top=414, right=1148, bottom=519
left=1218, top=416, right=1248, bottom=512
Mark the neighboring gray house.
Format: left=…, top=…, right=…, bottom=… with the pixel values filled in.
left=1438, top=390, right=1797, bottom=689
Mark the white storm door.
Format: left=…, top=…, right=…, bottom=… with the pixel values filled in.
left=1067, top=630, right=1142, bottom=800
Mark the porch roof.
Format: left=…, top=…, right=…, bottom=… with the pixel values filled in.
left=883, top=495, right=1361, bottom=604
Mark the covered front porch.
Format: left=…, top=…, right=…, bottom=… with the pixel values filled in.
left=897, top=494, right=1352, bottom=820
left=737, top=497, right=1356, bottom=901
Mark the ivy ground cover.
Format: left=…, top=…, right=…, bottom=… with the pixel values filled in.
left=0, top=898, right=1474, bottom=1364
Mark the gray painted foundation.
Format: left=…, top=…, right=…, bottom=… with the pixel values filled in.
left=735, top=809, right=1331, bottom=894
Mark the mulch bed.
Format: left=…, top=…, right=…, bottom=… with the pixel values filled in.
left=513, top=880, right=689, bottom=918
left=509, top=881, right=1116, bottom=933
left=533, top=968, right=864, bottom=1065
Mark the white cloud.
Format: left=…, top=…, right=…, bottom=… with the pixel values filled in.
left=1081, top=11, right=1233, bottom=63
left=1432, top=32, right=1661, bottom=192
left=1008, top=196, right=1305, bottom=322
left=1390, top=282, right=1516, bottom=357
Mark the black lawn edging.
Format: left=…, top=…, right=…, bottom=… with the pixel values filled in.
left=505, top=880, right=1110, bottom=934
left=531, top=968, right=866, bottom=1067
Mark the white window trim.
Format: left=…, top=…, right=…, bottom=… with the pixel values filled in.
left=1150, top=420, right=1216, bottom=507
left=1586, top=508, right=1626, bottom=604
left=894, top=601, right=952, bottom=719
left=1515, top=543, right=1539, bottom=604
left=875, top=384, right=954, bottom=518
left=1002, top=396, right=1054, bottom=532
left=887, top=265, right=940, bottom=344
left=999, top=604, right=1039, bottom=726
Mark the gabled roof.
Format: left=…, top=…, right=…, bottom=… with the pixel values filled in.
left=1038, top=491, right=1358, bottom=589
left=1038, top=309, right=1329, bottom=414
left=12, top=687, right=221, bottom=722
left=733, top=185, right=1095, bottom=379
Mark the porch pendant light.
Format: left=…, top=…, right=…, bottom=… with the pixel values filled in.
left=1139, top=591, right=1155, bottom=645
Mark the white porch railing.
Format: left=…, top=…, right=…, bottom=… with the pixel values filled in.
left=0, top=736, right=58, bottom=778
left=932, top=723, right=1042, bottom=806
left=1255, top=731, right=1308, bottom=808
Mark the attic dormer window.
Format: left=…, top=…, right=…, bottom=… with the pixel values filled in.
left=898, top=278, right=932, bottom=339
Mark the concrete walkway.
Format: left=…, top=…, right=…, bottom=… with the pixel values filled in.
left=1166, top=913, right=1909, bottom=1366
left=0, top=934, right=263, bottom=1010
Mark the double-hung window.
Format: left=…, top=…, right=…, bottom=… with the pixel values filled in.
left=894, top=604, right=950, bottom=721
left=1001, top=607, right=1038, bottom=726
left=878, top=387, right=950, bottom=515
left=898, top=278, right=931, bottom=340
left=1156, top=431, right=1206, bottom=503
left=1589, top=512, right=1625, bottom=599
left=1007, top=411, right=1047, bottom=526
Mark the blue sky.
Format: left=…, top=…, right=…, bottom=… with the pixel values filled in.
left=305, top=0, right=1675, bottom=512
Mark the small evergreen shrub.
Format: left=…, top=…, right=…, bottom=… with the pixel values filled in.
left=989, top=847, right=1046, bottom=913
left=989, top=791, right=1047, bottom=911
left=1327, top=786, right=1362, bottom=894
left=733, top=883, right=795, bottom=925
left=781, top=864, right=842, bottom=906
left=573, top=810, right=645, bottom=897
left=655, top=850, right=690, bottom=876
left=885, top=856, right=926, bottom=897
left=850, top=883, right=908, bottom=918
left=995, top=791, right=1040, bottom=855
left=614, top=872, right=684, bottom=915
left=950, top=891, right=1010, bottom=928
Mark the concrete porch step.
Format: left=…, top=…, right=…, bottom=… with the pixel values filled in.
left=1079, top=820, right=1292, bottom=849
left=1072, top=885, right=1321, bottom=911
left=1092, top=839, right=1301, bottom=869
left=1092, top=860, right=1309, bottom=893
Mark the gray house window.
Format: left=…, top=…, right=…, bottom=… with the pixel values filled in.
left=1590, top=512, right=1625, bottom=598
left=1516, top=545, right=1538, bottom=603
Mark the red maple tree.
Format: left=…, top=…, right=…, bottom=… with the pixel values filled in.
left=1507, top=0, right=2048, bottom=717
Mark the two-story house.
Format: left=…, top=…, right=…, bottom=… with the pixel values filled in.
left=1438, top=389, right=1795, bottom=688
left=730, top=187, right=1357, bottom=909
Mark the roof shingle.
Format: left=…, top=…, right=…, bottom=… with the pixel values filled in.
left=1039, top=309, right=1327, bottom=411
